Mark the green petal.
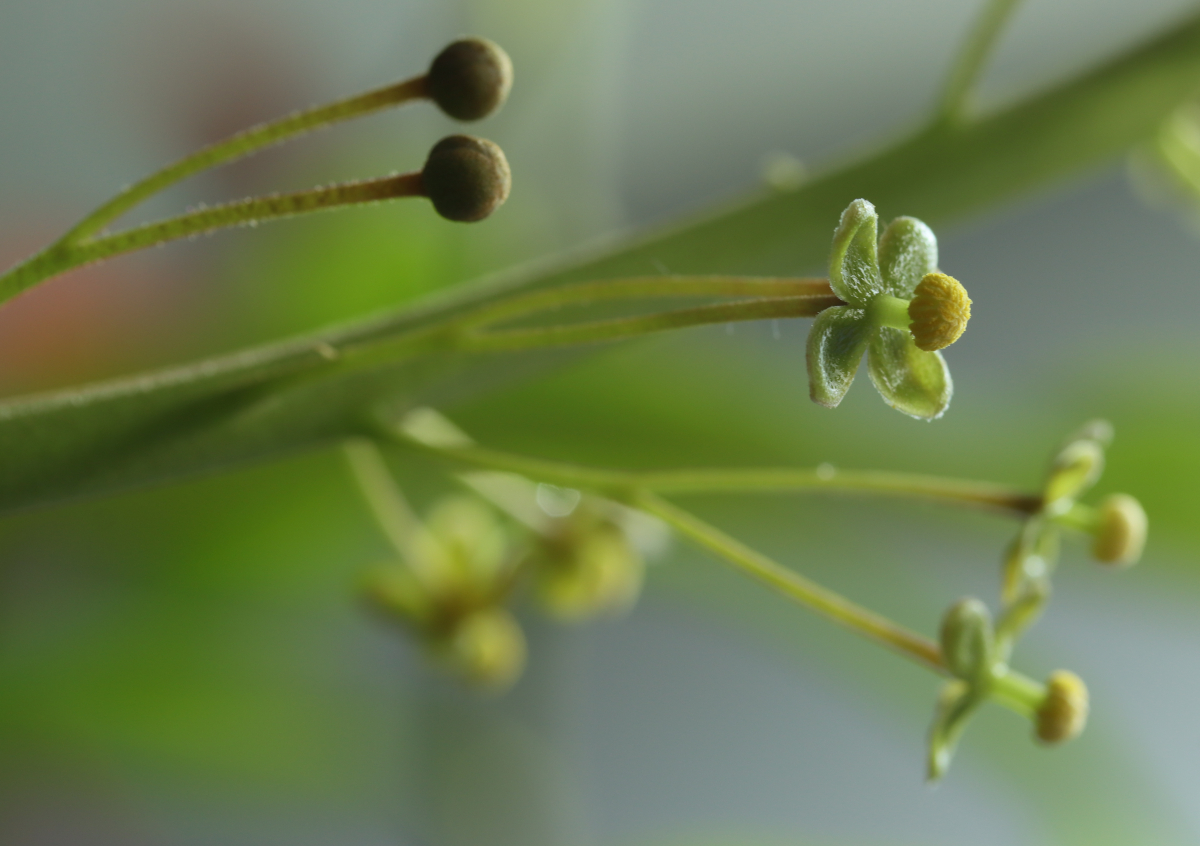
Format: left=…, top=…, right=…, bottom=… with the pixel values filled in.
left=1043, top=438, right=1106, bottom=513
left=828, top=199, right=882, bottom=306
left=878, top=216, right=937, bottom=297
left=939, top=598, right=996, bottom=686
left=867, top=327, right=952, bottom=419
left=806, top=306, right=870, bottom=408
left=927, top=681, right=982, bottom=782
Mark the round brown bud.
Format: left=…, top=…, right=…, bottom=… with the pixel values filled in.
left=420, top=135, right=511, bottom=222
left=907, top=272, right=972, bottom=351
left=427, top=37, right=513, bottom=121
left=1035, top=670, right=1089, bottom=745
left=1092, top=493, right=1148, bottom=568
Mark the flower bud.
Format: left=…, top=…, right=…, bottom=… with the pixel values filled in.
left=411, top=494, right=511, bottom=597
left=427, top=37, right=514, bottom=121
left=534, top=522, right=644, bottom=621
left=421, top=135, right=511, bottom=222
left=1092, top=493, right=1148, bottom=568
left=907, top=272, right=971, bottom=351
left=939, top=597, right=996, bottom=686
left=1035, top=670, right=1089, bottom=744
left=1044, top=438, right=1105, bottom=511
left=442, top=608, right=527, bottom=691
left=361, top=564, right=433, bottom=628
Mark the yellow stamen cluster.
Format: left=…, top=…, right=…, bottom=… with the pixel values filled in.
left=1035, top=670, right=1089, bottom=744
left=908, top=272, right=972, bottom=351
left=1092, top=493, right=1148, bottom=567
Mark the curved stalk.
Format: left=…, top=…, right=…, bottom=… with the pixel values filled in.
left=937, top=0, right=1026, bottom=124
left=62, top=77, right=429, bottom=244
left=384, top=435, right=1042, bottom=517
left=0, top=174, right=424, bottom=299
left=631, top=491, right=1045, bottom=714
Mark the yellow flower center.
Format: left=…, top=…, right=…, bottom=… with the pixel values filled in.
left=907, top=272, right=972, bottom=351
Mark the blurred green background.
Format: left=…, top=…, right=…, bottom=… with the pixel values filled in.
left=2, top=0, right=1200, bottom=844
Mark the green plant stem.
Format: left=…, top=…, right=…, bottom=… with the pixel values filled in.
left=630, top=490, right=1044, bottom=715
left=635, top=489, right=943, bottom=669
left=937, top=0, right=1026, bottom=124
left=457, top=296, right=835, bottom=352
left=1052, top=502, right=1099, bottom=534
left=1, top=173, right=425, bottom=299
left=453, top=276, right=833, bottom=331
left=385, top=435, right=1042, bottom=516
left=343, top=438, right=424, bottom=561
left=867, top=294, right=912, bottom=331
left=317, top=277, right=840, bottom=369
left=61, top=76, right=429, bottom=245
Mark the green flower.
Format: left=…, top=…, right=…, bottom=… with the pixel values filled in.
left=807, top=199, right=971, bottom=420
left=1002, top=421, right=1147, bottom=604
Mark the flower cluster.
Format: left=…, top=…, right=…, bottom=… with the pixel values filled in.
left=807, top=199, right=971, bottom=419
left=926, top=420, right=1146, bottom=778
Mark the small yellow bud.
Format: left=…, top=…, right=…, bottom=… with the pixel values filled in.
left=535, top=524, right=644, bottom=621
left=1092, top=493, right=1148, bottom=568
left=420, top=135, right=511, bottom=222
left=442, top=608, right=527, bottom=691
left=427, top=37, right=514, bottom=121
left=1035, top=670, right=1089, bottom=744
left=907, top=272, right=972, bottom=351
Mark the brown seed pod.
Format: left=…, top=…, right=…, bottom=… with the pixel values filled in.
left=420, top=135, right=511, bottom=222
left=427, top=37, right=514, bottom=121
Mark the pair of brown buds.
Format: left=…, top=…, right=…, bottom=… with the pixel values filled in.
left=405, top=38, right=513, bottom=221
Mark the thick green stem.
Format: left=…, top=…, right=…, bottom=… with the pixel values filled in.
left=62, top=76, right=429, bottom=244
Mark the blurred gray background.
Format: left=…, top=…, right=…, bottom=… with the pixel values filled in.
left=2, top=1, right=1200, bottom=845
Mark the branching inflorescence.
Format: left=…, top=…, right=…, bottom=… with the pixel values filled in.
left=0, top=0, right=1163, bottom=784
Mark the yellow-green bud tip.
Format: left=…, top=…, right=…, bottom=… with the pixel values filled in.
left=446, top=608, right=527, bottom=691
left=421, top=135, right=511, bottom=222
left=427, top=37, right=513, bottom=121
left=908, top=272, right=972, bottom=351
left=1035, top=670, right=1089, bottom=745
left=1092, top=493, right=1148, bottom=568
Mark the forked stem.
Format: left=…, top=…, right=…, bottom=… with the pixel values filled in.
left=61, top=77, right=429, bottom=245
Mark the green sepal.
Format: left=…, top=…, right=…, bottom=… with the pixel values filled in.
left=360, top=564, right=435, bottom=629
left=939, top=597, right=996, bottom=686
left=1001, top=517, right=1059, bottom=603
left=828, top=199, right=882, bottom=306
left=805, top=306, right=870, bottom=408
left=878, top=216, right=938, bottom=298
left=1044, top=439, right=1105, bottom=513
left=927, top=680, right=983, bottom=782
left=995, top=577, right=1049, bottom=658
left=866, top=327, right=952, bottom=419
